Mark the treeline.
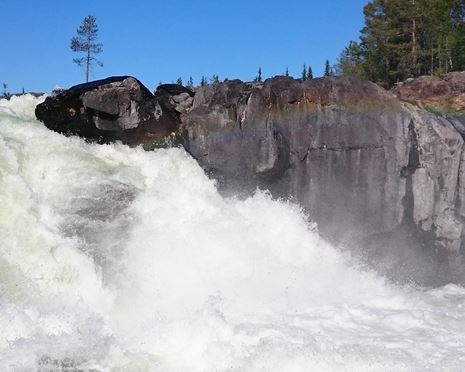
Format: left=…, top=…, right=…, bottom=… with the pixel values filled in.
left=169, top=60, right=333, bottom=90
left=337, top=0, right=465, bottom=87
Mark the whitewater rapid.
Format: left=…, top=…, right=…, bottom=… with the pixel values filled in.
left=1, top=95, right=465, bottom=371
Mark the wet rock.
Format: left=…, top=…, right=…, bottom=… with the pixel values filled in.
left=182, top=75, right=465, bottom=283
left=36, top=73, right=465, bottom=283
left=35, top=76, right=185, bottom=145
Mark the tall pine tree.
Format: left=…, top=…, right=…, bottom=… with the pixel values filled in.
left=70, top=15, right=103, bottom=82
left=338, top=0, right=465, bottom=87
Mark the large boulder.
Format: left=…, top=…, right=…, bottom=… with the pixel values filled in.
left=35, top=76, right=191, bottom=145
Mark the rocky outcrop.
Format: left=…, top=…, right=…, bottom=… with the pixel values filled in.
left=393, top=72, right=465, bottom=113
left=184, top=77, right=465, bottom=283
left=36, top=74, right=465, bottom=284
left=185, top=77, right=408, bottom=233
left=35, top=76, right=190, bottom=145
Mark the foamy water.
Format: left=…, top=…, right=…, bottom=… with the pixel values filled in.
left=1, top=95, right=465, bottom=371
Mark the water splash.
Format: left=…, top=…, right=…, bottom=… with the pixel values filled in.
left=1, top=95, right=465, bottom=371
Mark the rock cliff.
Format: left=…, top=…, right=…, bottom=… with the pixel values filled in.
left=36, top=73, right=465, bottom=284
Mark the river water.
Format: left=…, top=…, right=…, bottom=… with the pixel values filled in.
left=1, top=95, right=465, bottom=371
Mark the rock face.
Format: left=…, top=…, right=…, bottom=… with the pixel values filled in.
left=185, top=77, right=409, bottom=236
left=35, top=76, right=190, bottom=145
left=36, top=74, right=465, bottom=283
left=184, top=76, right=465, bottom=283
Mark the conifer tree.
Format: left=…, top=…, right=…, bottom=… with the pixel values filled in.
left=176, top=77, right=183, bottom=85
left=338, top=0, right=465, bottom=87
left=307, top=66, right=313, bottom=79
left=200, top=76, right=206, bottom=86
left=187, top=76, right=194, bottom=89
left=70, top=15, right=103, bottom=82
left=324, top=60, right=331, bottom=76
left=210, top=74, right=220, bottom=84
left=302, top=64, right=307, bottom=81
left=336, top=41, right=364, bottom=77
left=285, top=67, right=289, bottom=77
left=254, top=67, right=262, bottom=82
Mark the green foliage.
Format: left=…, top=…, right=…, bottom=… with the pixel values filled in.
left=339, top=0, right=465, bottom=87
left=210, top=74, right=220, bottom=84
left=324, top=59, right=331, bottom=76
left=187, top=76, right=194, bottom=89
left=302, top=64, right=307, bottom=80
left=176, top=77, right=183, bottom=85
left=200, top=76, right=207, bottom=86
left=285, top=67, right=290, bottom=77
left=307, top=66, right=313, bottom=79
left=335, top=41, right=364, bottom=76
left=70, top=15, right=103, bottom=82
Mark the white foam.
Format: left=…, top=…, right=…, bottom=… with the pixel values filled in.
left=1, top=95, right=465, bottom=371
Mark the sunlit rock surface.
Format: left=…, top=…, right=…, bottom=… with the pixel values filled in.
left=35, top=76, right=190, bottom=145
left=36, top=74, right=465, bottom=282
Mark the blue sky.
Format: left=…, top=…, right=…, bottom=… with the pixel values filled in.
left=1, top=0, right=367, bottom=93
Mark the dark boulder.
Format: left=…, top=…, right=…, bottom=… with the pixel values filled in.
left=35, top=76, right=186, bottom=145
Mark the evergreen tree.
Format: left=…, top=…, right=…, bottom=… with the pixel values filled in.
left=254, top=67, right=262, bottom=82
left=70, top=15, right=103, bottom=82
left=324, top=59, right=331, bottom=76
left=302, top=64, right=307, bottom=80
left=200, top=76, right=207, bottom=86
left=339, top=0, right=465, bottom=87
left=176, top=77, right=183, bottom=85
left=210, top=74, right=220, bottom=84
left=307, top=65, right=313, bottom=79
left=420, top=0, right=465, bottom=75
left=2, top=83, right=7, bottom=97
left=187, top=76, right=194, bottom=89
left=336, top=40, right=365, bottom=77
left=285, top=67, right=290, bottom=77
left=360, top=0, right=413, bottom=85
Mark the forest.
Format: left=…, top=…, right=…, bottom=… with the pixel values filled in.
left=337, top=0, right=465, bottom=87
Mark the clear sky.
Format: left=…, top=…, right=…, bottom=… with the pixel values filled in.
left=1, top=0, right=368, bottom=93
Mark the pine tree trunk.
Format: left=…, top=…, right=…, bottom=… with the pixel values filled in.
left=411, top=0, right=417, bottom=76
left=431, top=47, right=434, bottom=74
left=86, top=49, right=90, bottom=82
left=86, top=33, right=91, bottom=83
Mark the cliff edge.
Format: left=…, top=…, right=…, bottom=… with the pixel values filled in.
left=36, top=73, right=465, bottom=284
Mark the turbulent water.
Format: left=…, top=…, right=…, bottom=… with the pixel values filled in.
left=1, top=95, right=465, bottom=371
